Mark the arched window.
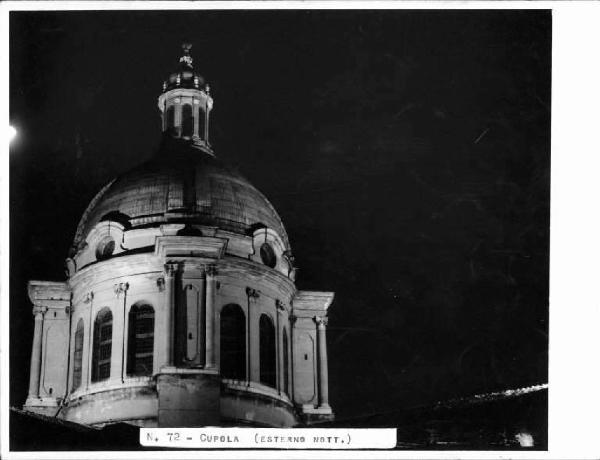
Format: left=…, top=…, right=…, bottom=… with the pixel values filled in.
left=182, top=104, right=193, bottom=137
left=91, top=308, right=112, bottom=383
left=72, top=319, right=84, bottom=391
left=166, top=105, right=175, bottom=131
left=259, top=314, right=276, bottom=388
left=220, top=304, right=246, bottom=380
left=283, top=328, right=289, bottom=395
left=127, top=304, right=155, bottom=376
left=198, top=107, right=206, bottom=140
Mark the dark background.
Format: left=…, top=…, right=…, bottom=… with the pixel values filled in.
left=10, top=9, right=550, bottom=427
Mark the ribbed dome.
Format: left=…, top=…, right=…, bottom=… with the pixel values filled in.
left=71, top=140, right=288, bottom=254
left=163, top=65, right=206, bottom=92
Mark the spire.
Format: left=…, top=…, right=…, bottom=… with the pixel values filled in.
left=157, top=44, right=214, bottom=154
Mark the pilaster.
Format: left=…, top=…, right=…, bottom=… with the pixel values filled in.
left=112, top=282, right=129, bottom=383
left=314, top=316, right=331, bottom=411
left=246, top=287, right=260, bottom=384
left=27, top=306, right=48, bottom=399
left=163, top=262, right=179, bottom=367
left=205, top=264, right=217, bottom=369
left=276, top=300, right=285, bottom=395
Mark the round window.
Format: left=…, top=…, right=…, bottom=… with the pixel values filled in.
left=260, top=243, right=277, bottom=268
left=96, top=237, right=115, bottom=261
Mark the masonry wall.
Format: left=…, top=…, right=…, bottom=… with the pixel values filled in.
left=24, top=224, right=333, bottom=427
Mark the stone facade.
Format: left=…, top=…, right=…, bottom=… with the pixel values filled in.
left=23, top=44, right=334, bottom=428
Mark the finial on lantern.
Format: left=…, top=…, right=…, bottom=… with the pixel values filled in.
left=180, top=42, right=193, bottom=67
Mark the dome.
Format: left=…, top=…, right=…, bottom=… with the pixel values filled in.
left=163, top=67, right=206, bottom=92
left=71, top=140, right=289, bottom=254
left=25, top=43, right=334, bottom=431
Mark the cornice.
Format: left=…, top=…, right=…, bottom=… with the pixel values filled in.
left=27, top=280, right=70, bottom=305
left=292, top=290, right=335, bottom=312
left=69, top=251, right=299, bottom=302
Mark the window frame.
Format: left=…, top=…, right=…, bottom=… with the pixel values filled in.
left=72, top=318, right=85, bottom=391
left=220, top=304, right=247, bottom=381
left=259, top=313, right=277, bottom=388
left=91, top=308, right=113, bottom=383
left=126, top=303, right=155, bottom=377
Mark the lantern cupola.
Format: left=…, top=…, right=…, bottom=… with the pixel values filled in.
left=157, top=43, right=213, bottom=154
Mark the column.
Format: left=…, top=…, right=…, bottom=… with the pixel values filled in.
left=112, top=282, right=128, bottom=382
left=196, top=275, right=206, bottom=367
left=84, top=291, right=94, bottom=390
left=194, top=101, right=200, bottom=139
left=315, top=316, right=331, bottom=410
left=245, top=290, right=251, bottom=384
left=246, top=287, right=260, bottom=384
left=175, top=100, right=182, bottom=137
left=204, top=89, right=210, bottom=142
left=276, top=301, right=284, bottom=395
left=164, top=262, right=178, bottom=367
left=205, top=264, right=217, bottom=369
left=28, top=306, right=47, bottom=398
left=289, top=314, right=297, bottom=401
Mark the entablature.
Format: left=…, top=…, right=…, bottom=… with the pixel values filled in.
left=70, top=221, right=292, bottom=279
left=27, top=281, right=71, bottom=310
left=292, top=291, right=335, bottom=314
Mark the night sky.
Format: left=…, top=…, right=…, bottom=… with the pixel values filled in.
left=10, top=10, right=550, bottom=422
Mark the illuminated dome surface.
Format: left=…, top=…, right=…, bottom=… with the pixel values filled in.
left=24, top=44, right=334, bottom=430
left=71, top=140, right=288, bottom=253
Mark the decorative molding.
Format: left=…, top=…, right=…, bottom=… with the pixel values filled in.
left=282, top=250, right=296, bottom=278
left=275, top=299, right=286, bottom=312
left=314, top=316, right=328, bottom=327
left=154, top=236, right=227, bottom=259
left=156, top=277, right=165, bottom=292
left=159, top=224, right=186, bottom=236
left=206, top=264, right=218, bottom=277
left=65, top=258, right=77, bottom=277
left=164, top=262, right=179, bottom=277
left=27, top=280, right=70, bottom=305
left=246, top=287, right=260, bottom=300
left=83, top=292, right=94, bottom=304
left=70, top=252, right=296, bottom=300
left=114, top=282, right=129, bottom=298
left=251, top=227, right=286, bottom=255
left=32, top=306, right=48, bottom=317
left=293, top=291, right=335, bottom=312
